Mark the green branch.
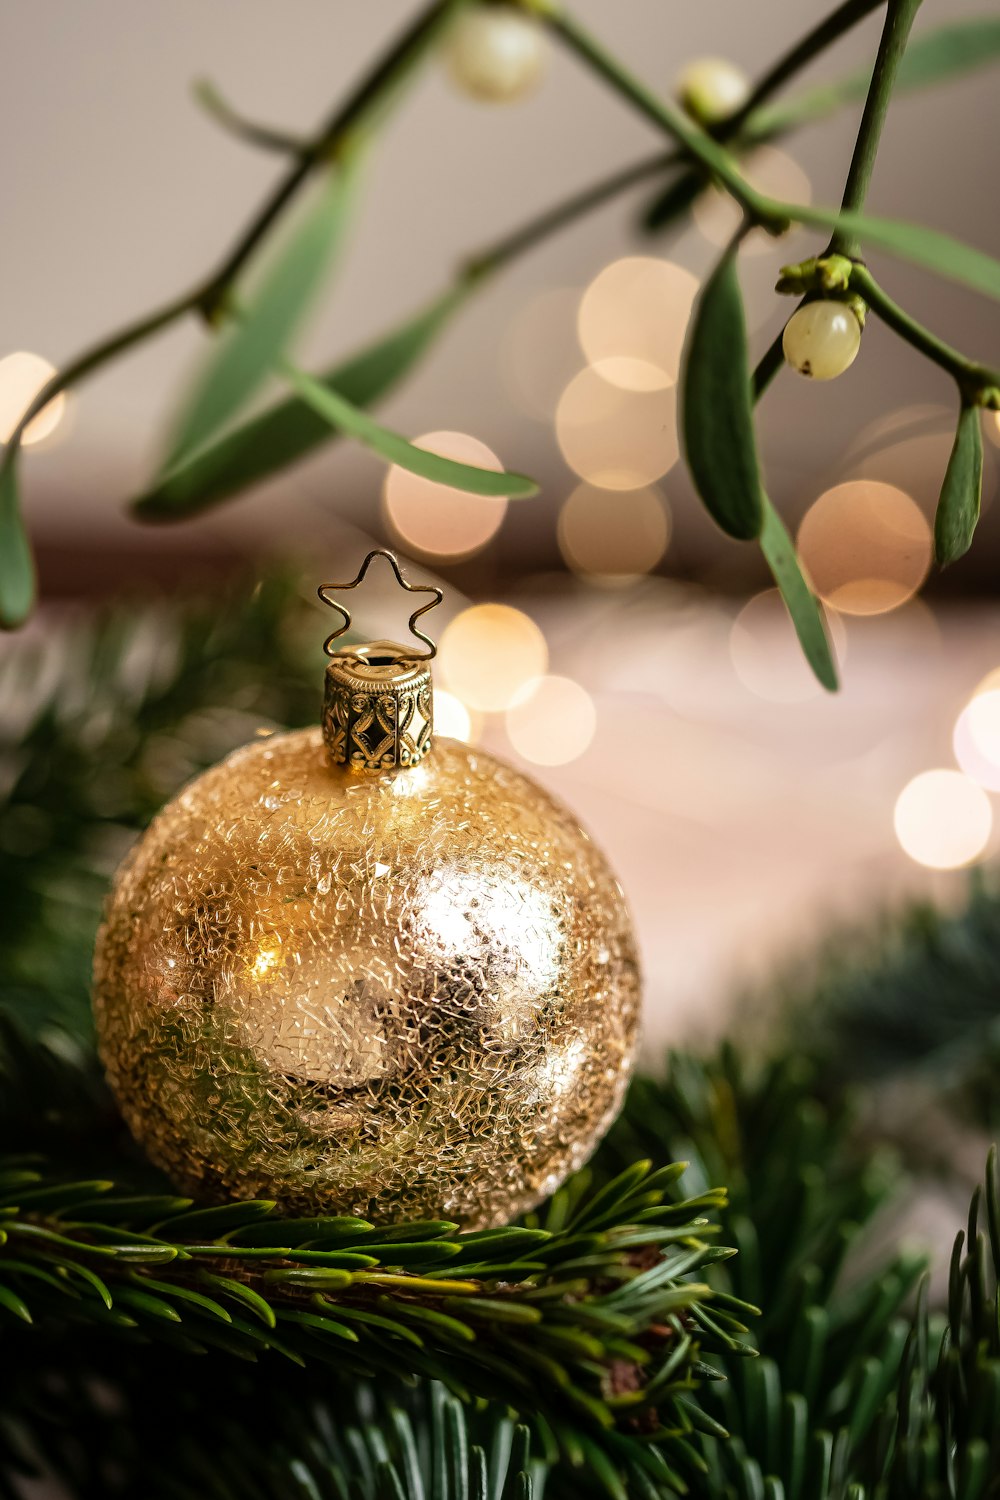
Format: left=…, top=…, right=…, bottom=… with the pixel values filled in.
left=538, top=3, right=772, bottom=224
left=725, top=0, right=886, bottom=137
left=830, top=0, right=923, bottom=255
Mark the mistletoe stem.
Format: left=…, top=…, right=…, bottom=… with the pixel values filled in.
left=0, top=0, right=460, bottom=462
left=852, top=267, right=1000, bottom=403
left=540, top=5, right=771, bottom=224
left=727, top=0, right=886, bottom=137
left=464, top=150, right=678, bottom=277
left=830, top=0, right=923, bottom=256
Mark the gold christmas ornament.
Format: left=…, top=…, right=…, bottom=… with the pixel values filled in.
left=93, top=552, right=640, bottom=1228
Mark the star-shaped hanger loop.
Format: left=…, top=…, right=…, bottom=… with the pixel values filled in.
left=317, top=549, right=443, bottom=660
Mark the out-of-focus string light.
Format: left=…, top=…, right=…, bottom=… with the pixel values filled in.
left=506, top=675, right=596, bottom=766
left=383, top=431, right=507, bottom=560
left=556, top=368, right=679, bottom=489
left=693, top=146, right=810, bottom=255
left=730, top=589, right=845, bottom=703
left=558, top=482, right=670, bottom=586
left=577, top=257, right=699, bottom=392
left=894, top=769, right=992, bottom=870
left=0, top=352, right=68, bottom=446
left=438, top=604, right=548, bottom=712
left=433, top=689, right=481, bottom=745
left=797, top=480, right=931, bottom=616
left=953, top=693, right=1000, bottom=791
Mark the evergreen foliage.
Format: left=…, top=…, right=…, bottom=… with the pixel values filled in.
left=2, top=576, right=999, bottom=1496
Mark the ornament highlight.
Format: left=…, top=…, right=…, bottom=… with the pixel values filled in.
left=93, top=552, right=640, bottom=1228
left=445, top=6, right=546, bottom=103
left=782, top=301, right=862, bottom=381
left=675, top=57, right=750, bottom=125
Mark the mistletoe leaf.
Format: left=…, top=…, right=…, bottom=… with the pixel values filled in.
left=753, top=18, right=1000, bottom=137
left=641, top=170, right=702, bottom=233
left=935, top=404, right=984, bottom=566
left=682, top=248, right=764, bottom=541
left=280, top=359, right=538, bottom=498
left=759, top=497, right=838, bottom=692
left=133, top=285, right=470, bottom=519
left=0, top=457, right=34, bottom=630
left=787, top=204, right=1000, bottom=304
left=161, top=162, right=358, bottom=472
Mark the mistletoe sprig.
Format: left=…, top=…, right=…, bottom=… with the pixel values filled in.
left=2, top=0, right=1000, bottom=688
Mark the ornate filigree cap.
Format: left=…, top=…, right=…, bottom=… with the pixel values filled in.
left=318, top=550, right=442, bottom=773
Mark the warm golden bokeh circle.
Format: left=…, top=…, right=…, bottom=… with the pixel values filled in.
left=797, top=480, right=932, bottom=615
left=558, top=483, right=670, bottom=585
left=438, top=603, right=548, bottom=712
left=0, top=351, right=68, bottom=446
left=506, top=675, right=596, bottom=766
left=383, top=431, right=507, bottom=560
left=893, top=769, right=992, bottom=870
left=556, top=368, right=679, bottom=489
left=577, top=257, right=699, bottom=392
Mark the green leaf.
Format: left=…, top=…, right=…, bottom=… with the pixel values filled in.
left=754, top=18, right=1000, bottom=137
left=640, top=170, right=702, bottom=233
left=0, top=1283, right=32, bottom=1323
left=759, top=497, right=838, bottom=692
left=280, top=358, right=539, bottom=498
left=785, top=202, right=1000, bottom=304
left=934, top=403, right=983, bottom=566
left=682, top=249, right=764, bottom=540
left=133, top=284, right=471, bottom=520
left=0, top=457, right=35, bottom=629
left=161, top=161, right=358, bottom=472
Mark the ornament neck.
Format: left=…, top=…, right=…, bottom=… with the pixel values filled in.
left=322, top=640, right=433, bottom=773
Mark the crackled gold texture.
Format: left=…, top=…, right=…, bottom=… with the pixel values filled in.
left=92, top=730, right=640, bottom=1227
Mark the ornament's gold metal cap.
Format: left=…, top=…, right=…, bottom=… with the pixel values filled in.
left=318, top=551, right=442, bottom=773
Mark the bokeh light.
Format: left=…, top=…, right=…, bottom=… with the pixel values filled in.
left=556, top=368, right=679, bottom=489
left=501, top=287, right=580, bottom=421
left=893, top=769, right=992, bottom=870
left=730, top=590, right=845, bottom=703
left=692, top=146, right=811, bottom=254
left=433, top=689, right=481, bottom=745
left=797, top=481, right=932, bottom=615
left=577, top=257, right=699, bottom=391
left=953, top=690, right=1000, bottom=791
left=0, top=352, right=68, bottom=446
left=383, top=431, right=506, bottom=559
left=506, top=675, right=596, bottom=766
left=558, top=483, right=670, bottom=586
left=988, top=410, right=1000, bottom=449
left=438, top=604, right=548, bottom=712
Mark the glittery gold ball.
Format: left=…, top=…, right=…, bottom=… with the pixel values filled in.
left=92, top=729, right=640, bottom=1228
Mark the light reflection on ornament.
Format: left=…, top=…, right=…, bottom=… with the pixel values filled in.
left=797, top=480, right=931, bottom=616
left=558, top=482, right=670, bottom=586
left=577, top=257, right=699, bottom=392
left=730, top=589, right=845, bottom=704
left=438, top=603, right=548, bottom=712
left=506, top=675, right=596, bottom=766
left=693, top=146, right=811, bottom=255
left=894, top=769, right=992, bottom=870
left=555, top=367, right=679, bottom=489
left=383, top=431, right=507, bottom=559
left=0, top=352, right=68, bottom=446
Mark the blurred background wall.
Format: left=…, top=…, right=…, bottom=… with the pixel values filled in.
left=4, top=1, right=1000, bottom=1043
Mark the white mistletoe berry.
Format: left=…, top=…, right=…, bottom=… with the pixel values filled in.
left=782, top=301, right=862, bottom=381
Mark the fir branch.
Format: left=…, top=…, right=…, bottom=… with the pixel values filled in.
left=0, top=1155, right=742, bottom=1490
